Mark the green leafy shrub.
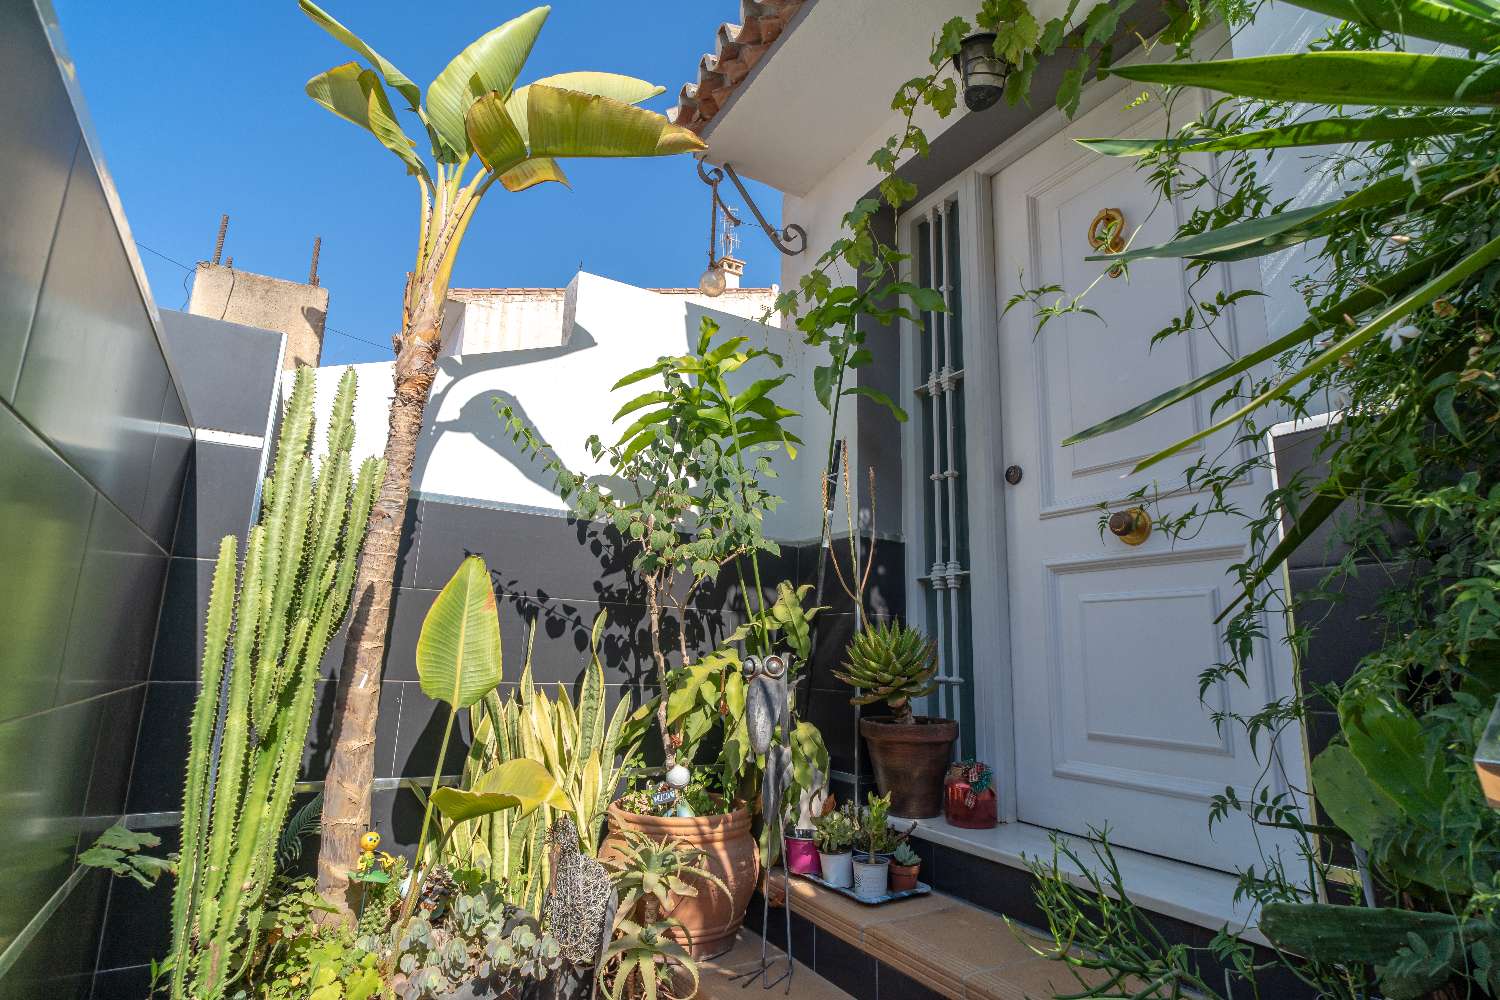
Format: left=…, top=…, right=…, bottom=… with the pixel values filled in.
left=813, top=806, right=857, bottom=854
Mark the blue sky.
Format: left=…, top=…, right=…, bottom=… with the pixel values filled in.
left=53, top=1, right=781, bottom=365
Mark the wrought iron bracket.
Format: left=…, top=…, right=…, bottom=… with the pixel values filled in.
left=697, top=155, right=807, bottom=257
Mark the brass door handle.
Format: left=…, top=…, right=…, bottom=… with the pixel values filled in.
left=1108, top=507, right=1151, bottom=545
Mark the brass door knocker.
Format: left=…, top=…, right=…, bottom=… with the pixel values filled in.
left=1088, top=207, right=1126, bottom=278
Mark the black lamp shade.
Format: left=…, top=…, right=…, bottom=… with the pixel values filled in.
left=953, top=32, right=1008, bottom=112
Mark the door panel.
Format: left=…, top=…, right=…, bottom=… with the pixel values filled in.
left=994, top=97, right=1290, bottom=872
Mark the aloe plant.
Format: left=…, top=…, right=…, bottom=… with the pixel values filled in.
left=169, top=367, right=382, bottom=1000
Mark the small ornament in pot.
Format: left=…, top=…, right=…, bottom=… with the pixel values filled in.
left=944, top=759, right=997, bottom=829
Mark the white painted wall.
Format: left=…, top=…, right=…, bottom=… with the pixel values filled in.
left=304, top=271, right=829, bottom=542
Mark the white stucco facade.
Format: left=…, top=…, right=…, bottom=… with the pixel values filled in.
left=305, top=271, right=828, bottom=542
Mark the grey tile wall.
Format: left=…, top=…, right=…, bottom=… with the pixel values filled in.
left=0, top=3, right=192, bottom=996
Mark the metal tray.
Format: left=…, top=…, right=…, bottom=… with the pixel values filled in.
left=792, top=870, right=932, bottom=905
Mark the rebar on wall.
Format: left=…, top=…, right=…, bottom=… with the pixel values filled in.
left=308, top=236, right=322, bottom=287
left=211, top=214, right=229, bottom=266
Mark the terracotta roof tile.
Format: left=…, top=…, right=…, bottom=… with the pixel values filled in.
left=667, top=0, right=806, bottom=134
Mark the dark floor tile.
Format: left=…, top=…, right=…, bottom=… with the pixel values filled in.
left=812, top=924, right=878, bottom=998
left=123, top=682, right=194, bottom=814
left=744, top=901, right=815, bottom=964
left=173, top=439, right=261, bottom=559
left=149, top=557, right=215, bottom=683
left=391, top=681, right=472, bottom=779
left=82, top=684, right=148, bottom=820
left=877, top=961, right=946, bottom=1000
left=929, top=844, right=1048, bottom=929
left=90, top=964, right=153, bottom=1000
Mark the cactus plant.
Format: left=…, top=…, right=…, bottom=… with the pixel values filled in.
left=169, top=367, right=382, bottom=1000
left=833, top=621, right=938, bottom=724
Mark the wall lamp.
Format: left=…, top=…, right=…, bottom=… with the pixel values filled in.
left=953, top=32, right=1011, bottom=112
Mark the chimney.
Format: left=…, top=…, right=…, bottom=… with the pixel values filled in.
left=718, top=255, right=745, bottom=290
left=188, top=260, right=329, bottom=371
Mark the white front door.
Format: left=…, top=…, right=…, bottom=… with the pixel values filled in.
left=993, top=96, right=1290, bottom=872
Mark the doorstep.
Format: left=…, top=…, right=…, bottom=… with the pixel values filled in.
left=760, top=872, right=1134, bottom=1000
left=901, top=815, right=1266, bottom=946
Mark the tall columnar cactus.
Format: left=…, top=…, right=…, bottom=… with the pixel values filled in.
left=170, top=367, right=382, bottom=1000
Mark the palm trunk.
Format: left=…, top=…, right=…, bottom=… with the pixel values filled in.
left=317, top=296, right=443, bottom=913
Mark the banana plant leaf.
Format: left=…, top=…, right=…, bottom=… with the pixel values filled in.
left=1134, top=232, right=1500, bottom=474
left=426, top=6, right=550, bottom=159
left=430, top=758, right=569, bottom=823
left=416, top=555, right=503, bottom=710
left=1077, top=113, right=1494, bottom=156
left=1064, top=248, right=1457, bottom=445
left=1108, top=51, right=1500, bottom=108
left=1280, top=0, right=1500, bottom=50
left=298, top=0, right=422, bottom=113
left=306, top=63, right=428, bottom=179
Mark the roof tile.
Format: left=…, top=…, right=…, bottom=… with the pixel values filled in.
left=668, top=0, right=806, bottom=134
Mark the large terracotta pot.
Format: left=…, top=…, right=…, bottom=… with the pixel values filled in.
left=860, top=716, right=959, bottom=818
left=602, top=800, right=758, bottom=958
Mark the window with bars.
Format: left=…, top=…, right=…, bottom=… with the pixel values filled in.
left=914, top=200, right=975, bottom=755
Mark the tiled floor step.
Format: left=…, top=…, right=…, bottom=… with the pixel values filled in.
left=694, top=932, right=855, bottom=1000
left=756, top=870, right=1121, bottom=1000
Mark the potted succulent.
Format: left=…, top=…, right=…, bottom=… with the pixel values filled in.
left=889, top=842, right=922, bottom=892
left=852, top=793, right=893, bottom=899
left=835, top=622, right=957, bottom=818
left=812, top=807, right=856, bottom=889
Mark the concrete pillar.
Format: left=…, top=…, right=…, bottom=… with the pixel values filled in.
left=187, top=263, right=329, bottom=369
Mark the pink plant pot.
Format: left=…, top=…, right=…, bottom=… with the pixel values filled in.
left=784, top=833, right=822, bottom=876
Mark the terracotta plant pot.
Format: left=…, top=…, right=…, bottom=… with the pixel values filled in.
left=818, top=849, right=853, bottom=888
left=784, top=831, right=821, bottom=876
left=602, top=801, right=758, bottom=959
left=889, top=862, right=921, bottom=892
left=852, top=857, right=890, bottom=899
left=860, top=716, right=959, bottom=818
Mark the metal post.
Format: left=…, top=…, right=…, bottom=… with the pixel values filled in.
left=308, top=236, right=322, bottom=287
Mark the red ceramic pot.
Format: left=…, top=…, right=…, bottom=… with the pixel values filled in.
left=944, top=779, right=997, bottom=829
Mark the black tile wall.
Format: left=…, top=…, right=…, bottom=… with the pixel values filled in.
left=0, top=8, right=192, bottom=996
left=157, top=310, right=281, bottom=436
left=173, top=439, right=263, bottom=559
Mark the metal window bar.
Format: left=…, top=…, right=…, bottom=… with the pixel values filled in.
left=914, top=200, right=971, bottom=737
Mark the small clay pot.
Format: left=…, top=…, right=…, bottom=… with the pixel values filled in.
left=889, top=861, right=921, bottom=892
left=860, top=716, right=959, bottom=818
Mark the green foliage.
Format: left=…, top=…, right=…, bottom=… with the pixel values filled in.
left=79, top=824, right=175, bottom=888
left=602, top=918, right=698, bottom=1000
left=858, top=793, right=901, bottom=861
left=442, top=613, right=642, bottom=913
left=891, top=842, right=921, bottom=867
left=1000, top=0, right=1500, bottom=994
left=394, top=883, right=563, bottom=999
left=834, top=621, right=939, bottom=723
left=238, top=877, right=382, bottom=1000
left=606, top=831, right=727, bottom=924
left=171, top=367, right=382, bottom=1000
left=276, top=793, right=323, bottom=872
left=396, top=556, right=565, bottom=961
left=813, top=805, right=858, bottom=855
left=498, top=315, right=802, bottom=773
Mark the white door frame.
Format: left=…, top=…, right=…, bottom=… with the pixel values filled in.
left=896, top=25, right=1299, bottom=830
